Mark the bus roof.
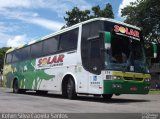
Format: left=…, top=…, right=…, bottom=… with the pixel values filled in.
left=6, top=17, right=141, bottom=53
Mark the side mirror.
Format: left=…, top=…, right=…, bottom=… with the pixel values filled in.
left=99, top=31, right=111, bottom=49
left=104, top=32, right=111, bottom=44
left=144, top=42, right=157, bottom=58
left=153, top=43, right=157, bottom=58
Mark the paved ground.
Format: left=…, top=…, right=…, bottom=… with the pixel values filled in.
left=0, top=87, right=159, bottom=113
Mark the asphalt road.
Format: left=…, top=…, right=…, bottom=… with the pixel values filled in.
left=0, top=87, right=159, bottom=113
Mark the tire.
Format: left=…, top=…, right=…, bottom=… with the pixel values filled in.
left=94, top=94, right=101, bottom=97
left=13, top=80, right=26, bottom=94
left=66, top=78, right=77, bottom=99
left=13, top=80, right=20, bottom=93
left=102, top=94, right=113, bottom=100
left=62, top=83, right=67, bottom=98
left=36, top=90, right=48, bottom=95
left=19, top=89, right=26, bottom=94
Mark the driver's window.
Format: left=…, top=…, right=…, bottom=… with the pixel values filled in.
left=89, top=39, right=102, bottom=74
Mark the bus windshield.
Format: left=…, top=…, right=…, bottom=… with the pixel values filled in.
left=105, top=35, right=148, bottom=73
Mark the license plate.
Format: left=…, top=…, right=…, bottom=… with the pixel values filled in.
left=130, top=86, right=137, bottom=91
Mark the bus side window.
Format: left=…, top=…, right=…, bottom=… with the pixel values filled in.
left=43, top=36, right=59, bottom=55
left=12, top=50, right=22, bottom=62
left=81, top=21, right=103, bottom=74
left=59, top=28, right=78, bottom=51
left=89, top=39, right=102, bottom=74
left=6, top=53, right=12, bottom=64
left=21, top=46, right=31, bottom=60
left=31, top=42, right=43, bottom=58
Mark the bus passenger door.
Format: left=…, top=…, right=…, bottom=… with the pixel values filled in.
left=89, top=38, right=103, bottom=75
left=88, top=38, right=104, bottom=94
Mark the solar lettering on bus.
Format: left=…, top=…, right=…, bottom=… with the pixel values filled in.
left=114, top=25, right=140, bottom=38
left=38, top=54, right=64, bottom=67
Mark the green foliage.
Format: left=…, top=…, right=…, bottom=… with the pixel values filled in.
left=0, top=47, right=10, bottom=71
left=121, top=0, right=160, bottom=43
left=91, top=4, right=114, bottom=18
left=64, top=7, right=90, bottom=27
left=149, top=89, right=160, bottom=95
left=64, top=3, right=114, bottom=27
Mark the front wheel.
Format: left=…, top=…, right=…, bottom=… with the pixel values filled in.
left=36, top=90, right=48, bottom=95
left=13, top=80, right=20, bottom=93
left=67, top=78, right=77, bottom=99
left=102, top=94, right=113, bottom=100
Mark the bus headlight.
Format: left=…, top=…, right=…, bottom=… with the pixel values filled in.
left=106, top=75, right=122, bottom=80
left=112, top=84, right=122, bottom=88
left=144, top=78, right=150, bottom=82
left=144, top=86, right=150, bottom=90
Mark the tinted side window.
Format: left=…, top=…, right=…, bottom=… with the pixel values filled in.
left=89, top=39, right=102, bottom=74
left=90, top=40, right=101, bottom=59
left=12, top=50, right=22, bottom=62
left=90, top=21, right=102, bottom=36
left=59, top=28, right=78, bottom=51
left=43, top=36, right=59, bottom=55
left=81, top=21, right=102, bottom=73
left=21, top=46, right=30, bottom=60
left=6, top=53, right=12, bottom=64
left=103, top=21, right=114, bottom=32
left=81, top=24, right=90, bottom=69
left=31, top=42, right=42, bottom=58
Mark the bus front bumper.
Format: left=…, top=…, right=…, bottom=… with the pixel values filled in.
left=103, top=80, right=150, bottom=94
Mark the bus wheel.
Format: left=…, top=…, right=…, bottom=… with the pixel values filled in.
left=93, top=94, right=101, bottom=97
left=19, top=89, right=26, bottom=93
left=102, top=94, right=113, bottom=100
left=13, top=80, right=20, bottom=93
left=67, top=78, right=77, bottom=99
left=36, top=90, right=48, bottom=95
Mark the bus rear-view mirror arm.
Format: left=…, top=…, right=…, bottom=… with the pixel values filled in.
left=87, top=35, right=99, bottom=41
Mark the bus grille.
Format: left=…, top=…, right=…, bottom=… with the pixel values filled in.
left=123, top=77, right=143, bottom=81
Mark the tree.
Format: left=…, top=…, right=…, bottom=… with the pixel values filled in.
left=64, top=3, right=114, bottom=27
left=91, top=3, right=114, bottom=18
left=64, top=7, right=90, bottom=27
left=121, top=0, right=160, bottom=43
left=0, top=47, right=10, bottom=71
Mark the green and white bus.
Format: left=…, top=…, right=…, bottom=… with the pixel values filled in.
left=3, top=18, right=151, bottom=99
